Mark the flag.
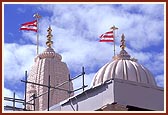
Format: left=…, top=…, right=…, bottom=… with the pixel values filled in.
left=20, top=20, right=37, bottom=32
left=99, top=30, right=114, bottom=42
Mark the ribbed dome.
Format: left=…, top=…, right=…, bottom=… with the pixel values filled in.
left=91, top=34, right=157, bottom=87
left=91, top=57, right=157, bottom=87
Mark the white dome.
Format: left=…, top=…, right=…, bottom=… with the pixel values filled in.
left=91, top=49, right=157, bottom=87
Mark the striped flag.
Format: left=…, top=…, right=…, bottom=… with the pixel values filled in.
left=20, top=20, right=37, bottom=32
left=99, top=30, right=114, bottom=42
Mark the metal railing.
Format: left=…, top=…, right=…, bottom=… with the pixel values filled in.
left=4, top=67, right=87, bottom=111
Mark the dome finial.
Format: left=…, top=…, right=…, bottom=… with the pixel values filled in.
left=120, top=34, right=126, bottom=50
left=112, top=34, right=131, bottom=60
left=46, top=26, right=53, bottom=48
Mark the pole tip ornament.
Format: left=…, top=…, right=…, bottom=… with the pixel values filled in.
left=46, top=26, right=53, bottom=48
left=33, top=13, right=41, bottom=19
left=110, top=25, right=118, bottom=30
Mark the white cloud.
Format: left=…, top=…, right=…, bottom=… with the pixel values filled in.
left=4, top=43, right=36, bottom=82
left=132, top=50, right=164, bottom=75
left=155, top=74, right=164, bottom=87
left=4, top=4, right=164, bottom=100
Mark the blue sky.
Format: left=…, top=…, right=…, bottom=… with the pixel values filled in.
left=3, top=3, right=165, bottom=108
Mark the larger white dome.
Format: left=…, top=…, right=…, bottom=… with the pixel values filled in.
left=91, top=35, right=157, bottom=87
left=91, top=57, right=156, bottom=87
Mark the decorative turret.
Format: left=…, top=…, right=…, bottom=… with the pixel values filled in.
left=26, top=26, right=73, bottom=111
left=35, top=26, right=61, bottom=60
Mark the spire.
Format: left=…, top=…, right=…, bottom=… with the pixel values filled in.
left=46, top=26, right=53, bottom=48
left=120, top=34, right=126, bottom=50
left=112, top=34, right=131, bottom=60
left=35, top=26, right=61, bottom=61
left=118, top=34, right=130, bottom=60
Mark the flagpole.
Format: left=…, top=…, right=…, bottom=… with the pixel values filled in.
left=37, top=21, right=39, bottom=55
left=33, top=13, right=41, bottom=55
left=114, top=30, right=116, bottom=56
left=110, top=25, right=118, bottom=56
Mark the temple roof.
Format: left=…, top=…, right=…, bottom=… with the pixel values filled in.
left=91, top=34, right=157, bottom=87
